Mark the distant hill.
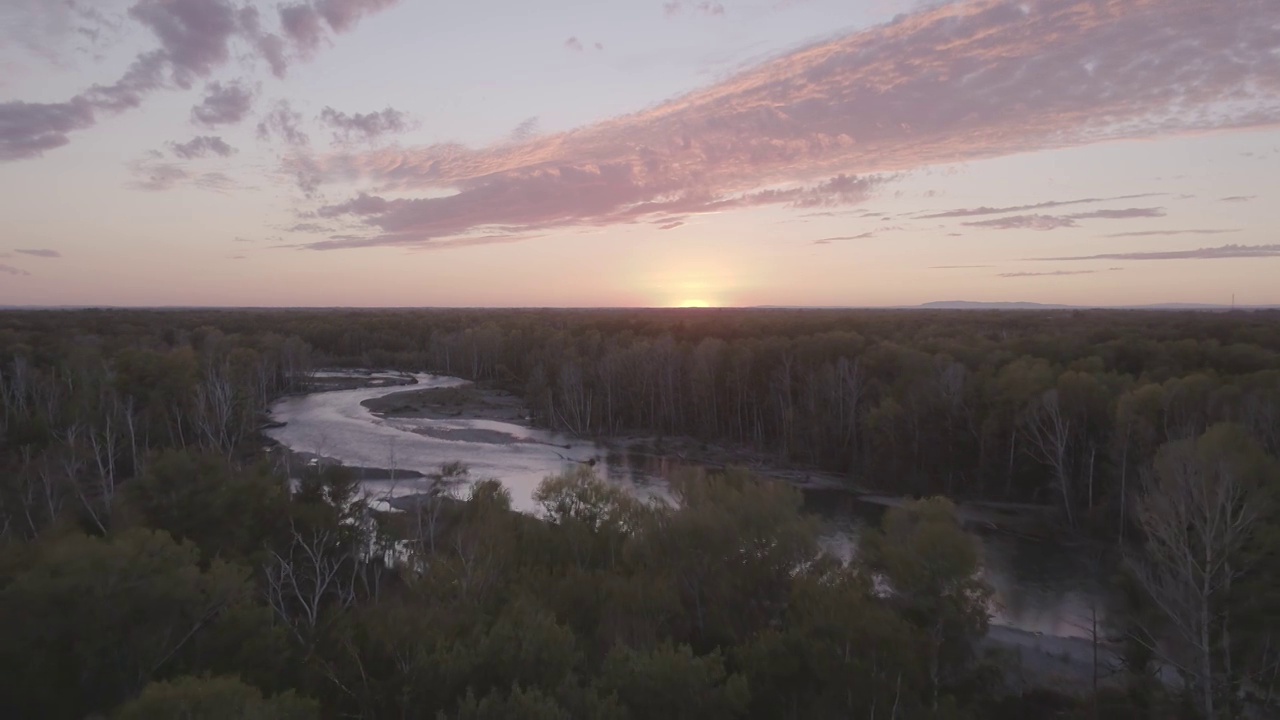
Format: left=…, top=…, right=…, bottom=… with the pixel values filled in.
left=918, top=301, right=1073, bottom=310
left=916, top=301, right=1276, bottom=311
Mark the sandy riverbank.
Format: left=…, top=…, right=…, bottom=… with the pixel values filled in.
left=361, top=381, right=1062, bottom=531
left=362, top=384, right=528, bottom=423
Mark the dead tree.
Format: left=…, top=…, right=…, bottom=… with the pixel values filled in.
left=1127, top=431, right=1269, bottom=719
left=1024, top=389, right=1075, bottom=527
left=265, top=520, right=362, bottom=644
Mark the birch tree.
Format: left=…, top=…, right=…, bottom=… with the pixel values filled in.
left=1025, top=388, right=1075, bottom=527
left=1127, top=424, right=1277, bottom=718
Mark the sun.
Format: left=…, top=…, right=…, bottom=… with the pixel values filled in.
left=675, top=299, right=714, bottom=308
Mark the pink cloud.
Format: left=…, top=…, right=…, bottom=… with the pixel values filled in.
left=129, top=160, right=238, bottom=193
left=316, top=0, right=399, bottom=33
left=1, top=0, right=127, bottom=69
left=128, top=0, right=241, bottom=87
left=169, top=135, right=236, bottom=159
left=307, top=172, right=890, bottom=249
left=257, top=101, right=310, bottom=147
left=1071, top=208, right=1165, bottom=220
left=999, top=270, right=1102, bottom=277
left=279, top=0, right=400, bottom=55
left=0, top=0, right=402, bottom=161
left=319, top=106, right=412, bottom=144
left=963, top=206, right=1166, bottom=230
left=235, top=6, right=289, bottom=78
left=15, top=249, right=61, bottom=258
left=965, top=214, right=1080, bottom=231
left=190, top=80, right=255, bottom=126
left=918, top=194, right=1163, bottom=219
left=279, top=3, right=327, bottom=55
left=1105, top=228, right=1240, bottom=238
left=0, top=99, right=96, bottom=161
left=812, top=232, right=874, bottom=244
left=509, top=117, right=540, bottom=143
left=299, top=0, right=1280, bottom=249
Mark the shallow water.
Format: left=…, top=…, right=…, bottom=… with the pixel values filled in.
left=267, top=373, right=1111, bottom=639
left=267, top=374, right=669, bottom=511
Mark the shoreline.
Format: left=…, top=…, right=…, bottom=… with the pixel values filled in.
left=359, top=380, right=1062, bottom=533
left=267, top=371, right=1125, bottom=694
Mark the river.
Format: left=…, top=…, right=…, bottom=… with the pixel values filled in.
left=266, top=372, right=1112, bottom=641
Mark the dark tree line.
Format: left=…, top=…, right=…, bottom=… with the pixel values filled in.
left=0, top=319, right=312, bottom=540
left=14, top=306, right=1269, bottom=534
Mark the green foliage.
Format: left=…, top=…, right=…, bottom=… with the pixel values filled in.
left=864, top=498, right=993, bottom=708
left=0, top=529, right=254, bottom=718
left=1129, top=423, right=1280, bottom=717
left=651, top=468, right=821, bottom=646
left=600, top=642, right=750, bottom=720
left=122, top=450, right=289, bottom=563
left=442, top=686, right=574, bottom=720
left=114, top=675, right=317, bottom=720
left=469, top=600, right=583, bottom=698
left=4, top=308, right=1280, bottom=718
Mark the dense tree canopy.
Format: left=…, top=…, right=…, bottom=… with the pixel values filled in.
left=1, top=308, right=1278, bottom=717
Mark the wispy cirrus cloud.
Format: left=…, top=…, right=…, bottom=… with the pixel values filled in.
left=0, top=264, right=31, bottom=277
left=302, top=0, right=1280, bottom=250
left=1220, top=195, right=1255, bottom=203
left=191, top=80, right=255, bottom=126
left=812, top=232, right=874, bottom=245
left=286, top=222, right=333, bottom=233
left=129, top=161, right=237, bottom=192
left=509, top=117, right=540, bottom=143
left=1034, top=244, right=1280, bottom=262
left=0, top=0, right=403, bottom=161
left=309, top=173, right=891, bottom=249
left=664, top=1, right=726, bottom=17
left=0, top=0, right=128, bottom=71
left=930, top=265, right=994, bottom=269
left=917, top=193, right=1162, bottom=219
left=999, top=269, right=1106, bottom=277
left=257, top=100, right=310, bottom=147
left=15, top=249, right=61, bottom=258
left=563, top=37, right=604, bottom=52
left=1104, top=228, right=1241, bottom=238
left=1074, top=208, right=1166, bottom=220
left=319, top=106, right=412, bottom=144
left=966, top=214, right=1081, bottom=231
left=169, top=135, right=236, bottom=159
left=963, top=207, right=1165, bottom=230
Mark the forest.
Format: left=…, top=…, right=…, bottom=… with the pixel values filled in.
left=0, top=307, right=1278, bottom=718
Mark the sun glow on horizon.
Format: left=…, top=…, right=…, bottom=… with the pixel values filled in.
left=674, top=298, right=715, bottom=308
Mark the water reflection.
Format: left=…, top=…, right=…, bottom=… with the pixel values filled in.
left=268, top=372, right=1110, bottom=639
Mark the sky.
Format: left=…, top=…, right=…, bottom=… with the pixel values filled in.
left=1, top=0, right=1278, bottom=308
